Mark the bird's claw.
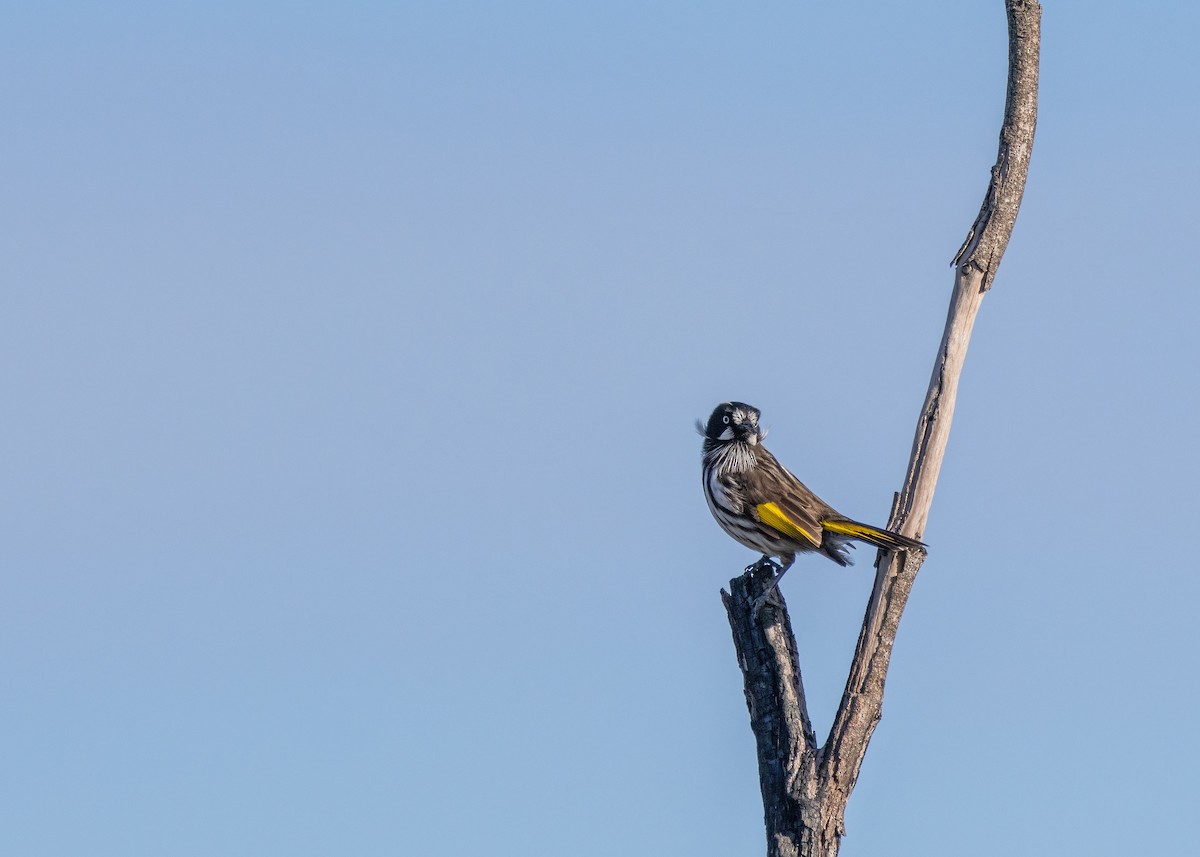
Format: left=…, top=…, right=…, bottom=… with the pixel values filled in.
left=751, top=592, right=775, bottom=614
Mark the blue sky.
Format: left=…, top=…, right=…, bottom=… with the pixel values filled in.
left=3, top=2, right=1199, bottom=854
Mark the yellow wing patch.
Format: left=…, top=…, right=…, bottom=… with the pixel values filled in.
left=755, top=502, right=820, bottom=546
left=821, top=520, right=881, bottom=539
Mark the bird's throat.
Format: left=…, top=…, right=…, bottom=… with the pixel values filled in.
left=707, top=441, right=757, bottom=476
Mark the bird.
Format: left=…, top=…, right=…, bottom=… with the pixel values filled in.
left=699, top=401, right=925, bottom=598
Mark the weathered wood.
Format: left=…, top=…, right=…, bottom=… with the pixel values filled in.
left=722, top=566, right=818, bottom=857
left=722, top=3, right=1040, bottom=855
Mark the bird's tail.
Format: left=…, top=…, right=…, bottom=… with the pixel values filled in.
left=822, top=519, right=926, bottom=552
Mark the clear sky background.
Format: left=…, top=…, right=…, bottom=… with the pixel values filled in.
left=3, top=2, right=1198, bottom=855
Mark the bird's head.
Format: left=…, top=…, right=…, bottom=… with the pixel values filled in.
left=698, top=401, right=764, bottom=446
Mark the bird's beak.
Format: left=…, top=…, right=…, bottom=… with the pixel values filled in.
left=743, top=427, right=761, bottom=445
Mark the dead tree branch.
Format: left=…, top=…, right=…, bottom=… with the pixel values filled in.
left=721, top=3, right=1040, bottom=855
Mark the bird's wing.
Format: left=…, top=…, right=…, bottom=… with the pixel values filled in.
left=743, top=449, right=826, bottom=547
left=754, top=501, right=822, bottom=547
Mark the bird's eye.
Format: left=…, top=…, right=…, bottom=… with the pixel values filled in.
left=722, top=416, right=730, bottom=424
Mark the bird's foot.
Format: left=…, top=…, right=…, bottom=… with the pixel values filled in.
left=749, top=557, right=792, bottom=614
left=751, top=575, right=783, bottom=614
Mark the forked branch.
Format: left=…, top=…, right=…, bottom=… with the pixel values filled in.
left=722, top=3, right=1040, bottom=855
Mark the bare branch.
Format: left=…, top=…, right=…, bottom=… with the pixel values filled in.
left=722, top=3, right=1040, bottom=855
left=822, top=0, right=1040, bottom=816
left=953, top=0, right=1041, bottom=290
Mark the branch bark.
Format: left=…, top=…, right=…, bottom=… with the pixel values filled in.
left=722, top=4, right=1040, bottom=855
